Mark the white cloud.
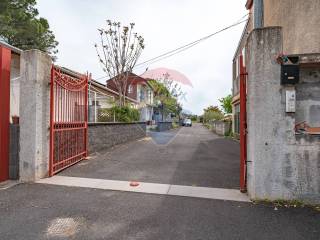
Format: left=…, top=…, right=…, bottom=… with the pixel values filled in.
left=37, top=0, right=247, bottom=114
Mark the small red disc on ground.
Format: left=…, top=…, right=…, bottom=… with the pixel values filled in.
left=130, top=181, right=139, bottom=187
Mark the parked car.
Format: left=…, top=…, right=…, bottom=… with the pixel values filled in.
left=183, top=118, right=192, bottom=127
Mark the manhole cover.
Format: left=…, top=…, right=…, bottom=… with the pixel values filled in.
left=46, top=217, right=85, bottom=237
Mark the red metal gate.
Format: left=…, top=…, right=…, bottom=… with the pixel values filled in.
left=0, top=46, right=11, bottom=182
left=239, top=55, right=247, bottom=192
left=49, top=66, right=88, bottom=176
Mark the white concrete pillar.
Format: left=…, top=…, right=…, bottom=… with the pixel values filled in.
left=19, top=50, right=52, bottom=181
left=246, top=27, right=284, bottom=200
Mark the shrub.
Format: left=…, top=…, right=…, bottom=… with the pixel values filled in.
left=112, top=105, right=140, bottom=122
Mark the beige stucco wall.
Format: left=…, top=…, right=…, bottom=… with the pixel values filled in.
left=264, top=0, right=320, bottom=54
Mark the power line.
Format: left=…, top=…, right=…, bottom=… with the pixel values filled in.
left=134, top=17, right=248, bottom=68
left=95, top=15, right=248, bottom=81
left=132, top=41, right=201, bottom=70
left=134, top=19, right=249, bottom=69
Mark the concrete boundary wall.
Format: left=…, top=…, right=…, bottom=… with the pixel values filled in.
left=210, top=120, right=231, bottom=136
left=246, top=27, right=320, bottom=204
left=88, top=122, right=146, bottom=153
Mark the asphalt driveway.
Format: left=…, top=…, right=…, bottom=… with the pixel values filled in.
left=0, top=184, right=319, bottom=240
left=1, top=124, right=319, bottom=240
left=60, top=123, right=240, bottom=189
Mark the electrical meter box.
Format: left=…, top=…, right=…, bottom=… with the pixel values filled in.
left=281, top=65, right=299, bottom=85
left=285, top=89, right=296, bottom=113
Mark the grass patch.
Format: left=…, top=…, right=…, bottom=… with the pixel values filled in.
left=253, top=199, right=320, bottom=211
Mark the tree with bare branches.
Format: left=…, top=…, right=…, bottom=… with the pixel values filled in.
left=95, top=20, right=145, bottom=106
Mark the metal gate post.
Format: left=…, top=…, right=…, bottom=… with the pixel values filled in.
left=84, top=73, right=90, bottom=158
left=239, top=54, right=247, bottom=193
left=0, top=46, right=11, bottom=182
left=49, top=66, right=54, bottom=177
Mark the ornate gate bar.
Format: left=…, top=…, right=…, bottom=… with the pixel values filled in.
left=49, top=66, right=88, bottom=176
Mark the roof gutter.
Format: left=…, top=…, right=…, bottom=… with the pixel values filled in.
left=232, top=19, right=250, bottom=60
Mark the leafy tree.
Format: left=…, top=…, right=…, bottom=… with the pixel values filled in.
left=190, top=115, right=198, bottom=122
left=202, top=105, right=224, bottom=123
left=0, top=0, right=59, bottom=58
left=95, top=20, right=145, bottom=107
left=148, top=79, right=183, bottom=120
left=219, top=94, right=232, bottom=114
left=148, top=72, right=185, bottom=121
left=157, top=72, right=186, bottom=100
left=203, top=105, right=222, bottom=113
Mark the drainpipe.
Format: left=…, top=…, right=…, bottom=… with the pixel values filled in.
left=253, top=0, right=264, bottom=28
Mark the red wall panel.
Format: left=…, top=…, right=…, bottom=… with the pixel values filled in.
left=0, top=46, right=11, bottom=182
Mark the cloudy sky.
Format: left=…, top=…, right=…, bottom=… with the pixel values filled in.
left=37, top=0, right=248, bottom=115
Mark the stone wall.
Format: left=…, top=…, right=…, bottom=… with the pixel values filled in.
left=157, top=122, right=173, bottom=132
left=88, top=122, right=146, bottom=153
left=246, top=27, right=320, bottom=204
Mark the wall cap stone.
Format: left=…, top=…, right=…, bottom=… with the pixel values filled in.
left=88, top=122, right=146, bottom=126
left=246, top=26, right=283, bottom=45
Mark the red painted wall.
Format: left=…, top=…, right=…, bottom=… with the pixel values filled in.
left=0, top=46, right=11, bottom=182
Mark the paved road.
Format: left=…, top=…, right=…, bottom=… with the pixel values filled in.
left=0, top=184, right=319, bottom=240
left=60, top=123, right=240, bottom=189
left=1, top=124, right=319, bottom=240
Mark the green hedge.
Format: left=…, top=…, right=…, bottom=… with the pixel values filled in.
left=97, top=106, right=140, bottom=123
